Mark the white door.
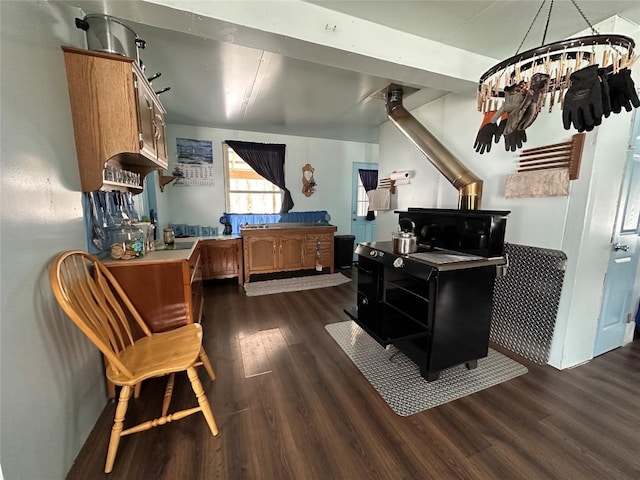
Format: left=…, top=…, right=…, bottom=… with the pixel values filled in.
left=594, top=111, right=640, bottom=356
left=351, top=162, right=377, bottom=260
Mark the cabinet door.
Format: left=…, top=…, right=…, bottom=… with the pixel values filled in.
left=134, top=72, right=157, bottom=160
left=246, top=236, right=278, bottom=272
left=279, top=235, right=305, bottom=270
left=205, top=242, right=240, bottom=278
left=200, top=244, right=211, bottom=278
left=304, top=234, right=332, bottom=268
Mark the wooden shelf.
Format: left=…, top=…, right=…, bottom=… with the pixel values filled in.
left=103, top=180, right=143, bottom=193
left=159, top=175, right=178, bottom=192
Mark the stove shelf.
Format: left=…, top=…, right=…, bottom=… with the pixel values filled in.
left=344, top=305, right=429, bottom=347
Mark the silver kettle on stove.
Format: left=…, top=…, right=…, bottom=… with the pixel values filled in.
left=392, top=218, right=418, bottom=254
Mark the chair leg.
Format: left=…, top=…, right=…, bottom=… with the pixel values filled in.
left=105, top=385, right=132, bottom=473
left=187, top=367, right=219, bottom=436
left=199, top=347, right=216, bottom=381
left=133, top=382, right=142, bottom=399
left=162, top=373, right=176, bottom=417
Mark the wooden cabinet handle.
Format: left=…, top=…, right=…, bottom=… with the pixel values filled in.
left=153, top=113, right=163, bottom=140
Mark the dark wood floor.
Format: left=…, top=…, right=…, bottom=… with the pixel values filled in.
left=68, top=269, right=640, bottom=479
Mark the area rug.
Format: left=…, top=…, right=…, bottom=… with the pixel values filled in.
left=244, top=273, right=351, bottom=296
left=325, top=321, right=528, bottom=416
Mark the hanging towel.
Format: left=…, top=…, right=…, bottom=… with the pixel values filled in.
left=367, top=188, right=391, bottom=211
left=377, top=178, right=393, bottom=189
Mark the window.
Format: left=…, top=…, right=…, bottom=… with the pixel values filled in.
left=356, top=175, right=369, bottom=217
left=223, top=143, right=282, bottom=213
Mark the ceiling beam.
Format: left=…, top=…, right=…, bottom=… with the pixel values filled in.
left=67, top=0, right=499, bottom=95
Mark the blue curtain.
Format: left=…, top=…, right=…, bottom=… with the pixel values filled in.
left=225, top=140, right=294, bottom=213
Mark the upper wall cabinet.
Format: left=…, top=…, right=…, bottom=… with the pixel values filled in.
left=62, top=46, right=168, bottom=193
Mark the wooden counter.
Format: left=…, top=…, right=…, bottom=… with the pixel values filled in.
left=241, top=224, right=337, bottom=283
left=103, top=241, right=203, bottom=333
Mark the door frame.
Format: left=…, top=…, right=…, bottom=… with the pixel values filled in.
left=594, top=109, right=640, bottom=355
left=351, top=162, right=378, bottom=259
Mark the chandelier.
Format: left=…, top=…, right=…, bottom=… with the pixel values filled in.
left=474, top=0, right=638, bottom=154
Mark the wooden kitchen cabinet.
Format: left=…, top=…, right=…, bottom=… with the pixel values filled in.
left=243, top=234, right=305, bottom=275
left=104, top=245, right=203, bottom=333
left=61, top=46, right=168, bottom=194
left=200, top=237, right=244, bottom=285
left=242, top=225, right=337, bottom=283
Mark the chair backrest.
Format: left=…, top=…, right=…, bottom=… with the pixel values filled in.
left=49, top=250, right=153, bottom=379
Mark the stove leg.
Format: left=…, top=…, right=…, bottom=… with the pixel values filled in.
left=423, top=370, right=440, bottom=382
left=465, top=360, right=478, bottom=370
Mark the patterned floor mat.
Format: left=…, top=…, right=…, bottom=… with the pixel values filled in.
left=325, top=321, right=528, bottom=416
left=244, top=273, right=351, bottom=296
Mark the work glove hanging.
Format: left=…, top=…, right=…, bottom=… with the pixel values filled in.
left=562, top=64, right=603, bottom=132
left=503, top=128, right=527, bottom=152
left=597, top=67, right=612, bottom=118
left=473, top=82, right=527, bottom=154
left=501, top=82, right=529, bottom=137
left=473, top=110, right=506, bottom=154
left=516, top=73, right=550, bottom=130
left=607, top=68, right=640, bottom=114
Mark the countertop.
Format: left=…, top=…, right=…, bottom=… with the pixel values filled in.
left=196, top=234, right=242, bottom=241
left=103, top=235, right=241, bottom=266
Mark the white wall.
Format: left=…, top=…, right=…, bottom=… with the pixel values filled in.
left=377, top=93, right=582, bottom=247
left=159, top=124, right=378, bottom=235
left=377, top=17, right=639, bottom=370
left=0, top=1, right=106, bottom=478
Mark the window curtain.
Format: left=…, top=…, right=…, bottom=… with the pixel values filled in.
left=358, top=169, right=378, bottom=221
left=225, top=140, right=294, bottom=213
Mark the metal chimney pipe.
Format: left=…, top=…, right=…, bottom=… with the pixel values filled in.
left=385, top=88, right=483, bottom=210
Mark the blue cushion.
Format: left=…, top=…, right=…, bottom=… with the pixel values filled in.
left=221, top=211, right=330, bottom=234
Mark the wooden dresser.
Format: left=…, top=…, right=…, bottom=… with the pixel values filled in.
left=241, top=224, right=337, bottom=283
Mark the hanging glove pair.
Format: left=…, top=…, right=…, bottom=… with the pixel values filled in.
left=563, top=65, right=640, bottom=132
left=562, top=64, right=604, bottom=132
left=474, top=74, right=551, bottom=154
left=503, top=73, right=550, bottom=135
left=502, top=73, right=550, bottom=152
left=473, top=81, right=527, bottom=154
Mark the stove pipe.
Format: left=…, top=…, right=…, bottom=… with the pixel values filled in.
left=385, top=88, right=483, bottom=210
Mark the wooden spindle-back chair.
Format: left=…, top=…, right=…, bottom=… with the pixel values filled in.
left=49, top=250, right=218, bottom=473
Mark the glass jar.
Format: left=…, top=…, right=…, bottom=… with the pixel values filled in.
left=147, top=224, right=156, bottom=251
left=109, top=219, right=145, bottom=260
left=163, top=227, right=175, bottom=245
left=132, top=221, right=152, bottom=254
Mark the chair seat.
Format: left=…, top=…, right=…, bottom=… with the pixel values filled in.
left=107, top=323, right=204, bottom=386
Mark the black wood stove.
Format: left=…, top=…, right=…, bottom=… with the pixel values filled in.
left=344, top=208, right=510, bottom=381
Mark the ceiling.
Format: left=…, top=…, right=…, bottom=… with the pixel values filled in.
left=67, top=1, right=640, bottom=143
